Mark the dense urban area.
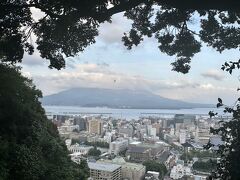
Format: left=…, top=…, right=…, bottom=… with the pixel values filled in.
left=47, top=112, right=227, bottom=180
left=1, top=0, right=239, bottom=180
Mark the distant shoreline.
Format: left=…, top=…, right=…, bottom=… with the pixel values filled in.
left=43, top=105, right=221, bottom=119
left=43, top=104, right=214, bottom=110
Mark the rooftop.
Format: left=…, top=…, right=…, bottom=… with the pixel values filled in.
left=88, top=162, right=121, bottom=172
left=98, top=157, right=145, bottom=170
left=128, top=146, right=149, bottom=153
left=147, top=171, right=159, bottom=175
left=130, top=141, right=141, bottom=145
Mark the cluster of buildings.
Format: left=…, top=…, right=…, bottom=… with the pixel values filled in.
left=47, top=113, right=224, bottom=180
left=88, top=157, right=146, bottom=180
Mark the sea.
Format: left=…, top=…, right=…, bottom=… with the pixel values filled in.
left=43, top=105, right=225, bottom=120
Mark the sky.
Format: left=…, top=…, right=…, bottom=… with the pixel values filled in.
left=21, top=11, right=240, bottom=105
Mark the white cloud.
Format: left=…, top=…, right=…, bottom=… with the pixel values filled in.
left=199, top=83, right=215, bottom=90
left=22, top=71, right=32, bottom=78
left=22, top=51, right=45, bottom=67
left=201, top=69, right=225, bottom=81
left=33, top=63, right=197, bottom=95
left=98, top=13, right=131, bottom=44
left=156, top=82, right=237, bottom=104
left=30, top=62, right=238, bottom=104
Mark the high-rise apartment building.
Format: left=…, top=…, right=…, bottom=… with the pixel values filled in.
left=88, top=119, right=103, bottom=135
left=74, top=117, right=87, bottom=131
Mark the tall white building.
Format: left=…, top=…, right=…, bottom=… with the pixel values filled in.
left=103, top=132, right=112, bottom=143
left=170, top=126, right=175, bottom=136
left=195, top=126, right=199, bottom=142
left=179, top=129, right=187, bottom=144
left=147, top=125, right=157, bottom=138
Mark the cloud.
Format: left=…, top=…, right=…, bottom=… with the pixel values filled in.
left=31, top=63, right=214, bottom=99
left=199, top=83, right=215, bottom=90
left=22, top=71, right=32, bottom=78
left=97, top=62, right=109, bottom=67
left=98, top=13, right=131, bottom=44
left=201, top=69, right=225, bottom=81
left=99, top=23, right=123, bottom=44
left=22, top=52, right=45, bottom=67
left=28, top=62, right=237, bottom=104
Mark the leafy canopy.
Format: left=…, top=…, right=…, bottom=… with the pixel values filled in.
left=206, top=95, right=240, bottom=179
left=88, top=146, right=101, bottom=157
left=0, top=63, right=89, bottom=180
left=143, top=160, right=167, bottom=180
left=192, top=160, right=217, bottom=173
left=0, top=0, right=240, bottom=73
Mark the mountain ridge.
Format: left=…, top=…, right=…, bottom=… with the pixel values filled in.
left=41, top=87, right=213, bottom=109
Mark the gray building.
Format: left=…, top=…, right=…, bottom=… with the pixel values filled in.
left=174, top=114, right=196, bottom=124
left=88, top=162, right=121, bottom=180
left=118, top=126, right=133, bottom=137
left=74, top=117, right=87, bottom=131
left=99, top=157, right=146, bottom=180
left=126, top=146, right=152, bottom=162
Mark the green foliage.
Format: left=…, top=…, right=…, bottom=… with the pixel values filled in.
left=71, top=160, right=90, bottom=180
left=0, top=1, right=239, bottom=73
left=88, top=146, right=101, bottom=157
left=206, top=78, right=240, bottom=179
left=123, top=4, right=240, bottom=73
left=180, top=150, right=217, bottom=161
left=85, top=140, right=109, bottom=148
left=193, top=160, right=217, bottom=173
left=71, top=138, right=81, bottom=145
left=143, top=160, right=167, bottom=180
left=119, top=148, right=128, bottom=157
left=0, top=64, right=89, bottom=180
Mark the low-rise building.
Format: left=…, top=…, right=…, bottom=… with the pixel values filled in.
left=170, top=164, right=193, bottom=179
left=118, top=126, right=133, bottom=137
left=88, top=162, right=121, bottom=180
left=109, top=138, right=128, bottom=155
left=126, top=146, right=152, bottom=162
left=68, top=143, right=93, bottom=155
left=99, top=157, right=146, bottom=180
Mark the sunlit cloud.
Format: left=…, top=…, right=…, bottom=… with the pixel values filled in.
left=201, top=69, right=225, bottom=81
left=27, top=62, right=238, bottom=104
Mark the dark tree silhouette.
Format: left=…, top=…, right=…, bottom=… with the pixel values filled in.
left=0, top=64, right=89, bottom=180
left=0, top=0, right=239, bottom=73
left=206, top=73, right=240, bottom=179
left=88, top=146, right=101, bottom=157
